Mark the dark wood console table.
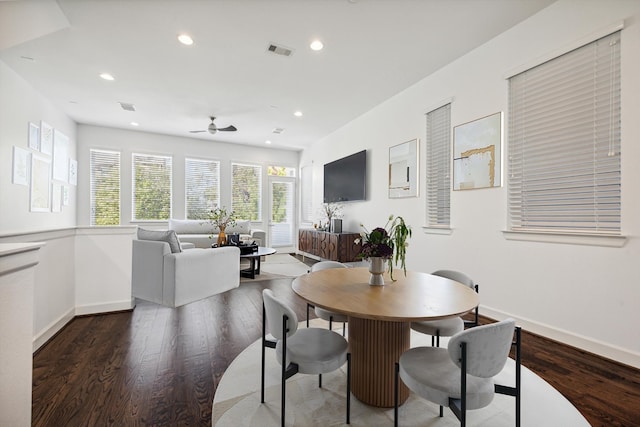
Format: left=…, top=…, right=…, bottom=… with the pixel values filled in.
left=298, top=229, right=362, bottom=262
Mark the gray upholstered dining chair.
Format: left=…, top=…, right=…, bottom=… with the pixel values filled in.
left=411, top=270, right=479, bottom=346
left=395, top=318, right=521, bottom=427
left=261, top=289, right=351, bottom=426
left=306, top=261, right=349, bottom=335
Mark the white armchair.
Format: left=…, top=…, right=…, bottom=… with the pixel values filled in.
left=132, top=239, right=240, bottom=308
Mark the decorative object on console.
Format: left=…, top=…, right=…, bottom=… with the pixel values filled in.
left=205, top=207, right=237, bottom=246
left=357, top=215, right=411, bottom=282
left=320, top=202, right=342, bottom=231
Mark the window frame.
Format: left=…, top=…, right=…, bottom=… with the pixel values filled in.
left=89, top=148, right=121, bottom=226
left=424, top=102, right=452, bottom=232
left=131, top=152, right=173, bottom=222
left=185, top=157, right=220, bottom=219
left=231, top=162, right=262, bottom=222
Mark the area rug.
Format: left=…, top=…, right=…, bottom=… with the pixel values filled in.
left=212, top=319, right=590, bottom=426
left=240, top=253, right=310, bottom=282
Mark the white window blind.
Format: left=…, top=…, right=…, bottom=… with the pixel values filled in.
left=185, top=158, right=220, bottom=219
left=508, top=31, right=621, bottom=234
left=132, top=153, right=172, bottom=221
left=300, top=165, right=313, bottom=223
left=231, top=162, right=262, bottom=221
left=426, top=103, right=451, bottom=227
left=90, top=149, right=121, bottom=225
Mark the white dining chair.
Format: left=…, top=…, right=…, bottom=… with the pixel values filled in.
left=306, top=261, right=349, bottom=335
left=261, top=289, right=351, bottom=426
left=411, top=270, right=479, bottom=346
left=395, top=318, right=521, bottom=427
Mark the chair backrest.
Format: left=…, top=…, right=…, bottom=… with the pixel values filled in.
left=448, top=318, right=515, bottom=378
left=311, top=261, right=348, bottom=272
left=432, top=269, right=475, bottom=289
left=263, top=289, right=298, bottom=340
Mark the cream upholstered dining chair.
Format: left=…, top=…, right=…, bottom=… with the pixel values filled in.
left=395, top=318, right=522, bottom=427
left=411, top=270, right=479, bottom=347
left=305, top=261, right=349, bottom=335
left=261, top=289, right=351, bottom=426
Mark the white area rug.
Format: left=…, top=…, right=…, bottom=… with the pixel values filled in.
left=240, top=253, right=310, bottom=282
left=212, top=319, right=590, bottom=426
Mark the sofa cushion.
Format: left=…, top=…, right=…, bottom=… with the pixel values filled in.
left=169, top=218, right=218, bottom=234
left=137, top=228, right=182, bottom=253
left=226, top=220, right=250, bottom=234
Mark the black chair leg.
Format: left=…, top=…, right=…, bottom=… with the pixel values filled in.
left=329, top=316, right=333, bottom=331
left=439, top=405, right=443, bottom=417
left=319, top=373, right=322, bottom=388
left=342, top=322, right=346, bottom=336
left=346, top=353, right=351, bottom=424
left=394, top=362, right=399, bottom=427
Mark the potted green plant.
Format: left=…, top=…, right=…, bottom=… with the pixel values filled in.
left=206, top=207, right=236, bottom=246
left=357, top=215, right=411, bottom=283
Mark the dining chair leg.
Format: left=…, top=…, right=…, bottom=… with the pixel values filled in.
left=394, top=362, right=399, bottom=427
left=319, top=373, right=322, bottom=388
left=342, top=322, right=346, bottom=336
left=329, top=316, right=333, bottom=331
left=346, top=353, right=351, bottom=424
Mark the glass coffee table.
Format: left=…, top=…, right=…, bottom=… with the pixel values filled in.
left=240, top=247, right=276, bottom=279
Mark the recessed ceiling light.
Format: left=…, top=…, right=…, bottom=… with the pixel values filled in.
left=99, top=73, right=115, bottom=81
left=265, top=140, right=272, bottom=145
left=130, top=122, right=139, bottom=127
left=178, top=34, right=194, bottom=45
left=294, top=111, right=303, bottom=117
left=310, top=40, right=324, bottom=51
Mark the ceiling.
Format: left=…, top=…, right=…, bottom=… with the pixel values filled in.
left=0, top=0, right=555, bottom=151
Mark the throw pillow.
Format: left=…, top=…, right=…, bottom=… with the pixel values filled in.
left=137, top=228, right=183, bottom=253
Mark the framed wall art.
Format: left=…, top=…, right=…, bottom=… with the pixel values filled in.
left=30, top=154, right=51, bottom=212
left=28, top=122, right=40, bottom=150
left=52, top=129, right=69, bottom=182
left=388, top=138, right=419, bottom=198
left=13, top=146, right=30, bottom=186
left=40, top=121, right=53, bottom=155
left=453, top=112, right=502, bottom=190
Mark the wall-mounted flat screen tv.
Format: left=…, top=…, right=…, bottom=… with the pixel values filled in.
left=323, top=150, right=367, bottom=203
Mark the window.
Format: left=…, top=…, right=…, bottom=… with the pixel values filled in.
left=132, top=153, right=172, bottom=221
left=425, top=103, right=451, bottom=227
left=508, top=31, right=621, bottom=234
left=185, top=158, right=220, bottom=219
left=90, top=149, right=120, bottom=225
left=300, top=165, right=313, bottom=223
left=267, top=165, right=296, bottom=177
left=231, top=163, right=262, bottom=221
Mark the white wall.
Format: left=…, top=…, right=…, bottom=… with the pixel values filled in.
left=300, top=0, right=640, bottom=368
left=0, top=61, right=77, bottom=233
left=76, top=125, right=300, bottom=239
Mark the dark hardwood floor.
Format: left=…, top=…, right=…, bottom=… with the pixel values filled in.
left=32, top=274, right=640, bottom=426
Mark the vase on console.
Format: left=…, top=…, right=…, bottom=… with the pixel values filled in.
left=368, top=256, right=386, bottom=286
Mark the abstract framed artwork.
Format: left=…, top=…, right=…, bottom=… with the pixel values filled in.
left=29, top=122, right=40, bottom=150
left=52, top=129, right=69, bottom=182
left=30, top=154, right=51, bottom=212
left=40, top=121, right=53, bottom=155
left=453, top=112, right=502, bottom=190
left=388, top=138, right=419, bottom=198
left=13, top=146, right=30, bottom=186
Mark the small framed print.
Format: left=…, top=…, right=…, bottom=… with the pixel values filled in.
left=29, top=122, right=40, bottom=150
left=69, top=159, right=78, bottom=185
left=13, top=146, right=30, bottom=186
left=40, top=121, right=53, bottom=155
left=30, top=154, right=51, bottom=212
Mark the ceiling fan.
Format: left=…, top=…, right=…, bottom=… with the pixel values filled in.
left=189, top=117, right=237, bottom=135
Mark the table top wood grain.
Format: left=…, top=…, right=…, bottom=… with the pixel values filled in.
left=292, top=267, right=479, bottom=322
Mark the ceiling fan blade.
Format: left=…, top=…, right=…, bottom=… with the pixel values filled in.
left=189, top=130, right=207, bottom=133
left=217, top=125, right=237, bottom=132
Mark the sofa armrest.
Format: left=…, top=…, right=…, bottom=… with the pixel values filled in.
left=132, top=240, right=171, bottom=304
left=163, top=246, right=240, bottom=307
left=251, top=229, right=266, bottom=246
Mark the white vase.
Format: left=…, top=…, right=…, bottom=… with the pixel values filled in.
left=368, top=256, right=386, bottom=286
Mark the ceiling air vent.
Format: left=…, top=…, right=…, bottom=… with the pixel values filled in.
left=267, top=43, right=293, bottom=57
left=272, top=128, right=285, bottom=134
left=119, top=102, right=136, bottom=112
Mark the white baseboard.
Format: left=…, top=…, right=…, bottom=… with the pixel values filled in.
left=32, top=307, right=75, bottom=352
left=481, top=306, right=640, bottom=369
left=75, top=299, right=135, bottom=316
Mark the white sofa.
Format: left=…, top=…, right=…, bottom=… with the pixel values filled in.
left=169, top=218, right=265, bottom=248
left=132, top=238, right=240, bottom=308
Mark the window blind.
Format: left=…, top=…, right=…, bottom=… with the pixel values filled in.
left=90, top=149, right=121, bottom=225
left=185, top=158, right=220, bottom=219
left=132, top=153, right=172, bottom=221
left=426, top=103, right=451, bottom=227
left=231, top=162, right=262, bottom=221
left=300, top=165, right=313, bottom=223
left=508, top=31, right=621, bottom=234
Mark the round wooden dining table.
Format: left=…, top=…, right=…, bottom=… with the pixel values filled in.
left=292, top=267, right=479, bottom=408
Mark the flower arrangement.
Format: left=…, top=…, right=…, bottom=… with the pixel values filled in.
left=319, top=202, right=342, bottom=229
left=206, top=207, right=236, bottom=232
left=357, top=215, right=411, bottom=280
